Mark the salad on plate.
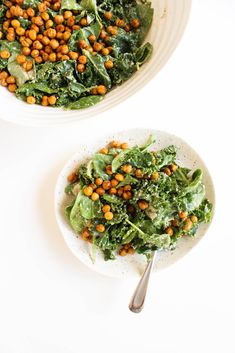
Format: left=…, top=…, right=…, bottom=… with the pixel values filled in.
left=64, top=136, right=213, bottom=261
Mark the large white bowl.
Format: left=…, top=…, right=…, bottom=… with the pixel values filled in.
left=0, top=0, right=191, bottom=126
left=55, top=129, right=215, bottom=278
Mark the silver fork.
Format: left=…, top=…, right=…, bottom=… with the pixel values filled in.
left=129, top=252, right=156, bottom=313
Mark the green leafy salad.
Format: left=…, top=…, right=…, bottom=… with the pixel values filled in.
left=0, top=0, right=153, bottom=109
left=64, top=136, right=213, bottom=261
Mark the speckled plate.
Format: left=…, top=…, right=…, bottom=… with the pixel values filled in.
left=54, top=129, right=215, bottom=278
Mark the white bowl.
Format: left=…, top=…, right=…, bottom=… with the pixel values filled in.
left=0, top=0, right=192, bottom=126
left=54, top=128, right=215, bottom=278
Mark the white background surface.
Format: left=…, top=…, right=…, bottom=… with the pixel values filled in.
left=0, top=0, right=235, bottom=352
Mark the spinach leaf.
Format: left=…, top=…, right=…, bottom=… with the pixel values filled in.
left=155, top=145, right=177, bottom=169
left=84, top=50, right=111, bottom=88
left=136, top=2, right=154, bottom=45
left=8, top=55, right=35, bottom=87
left=61, top=0, right=81, bottom=10
left=92, top=153, right=113, bottom=179
left=135, top=42, right=153, bottom=68
left=65, top=95, right=103, bottom=109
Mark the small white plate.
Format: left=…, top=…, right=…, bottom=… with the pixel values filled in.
left=55, top=129, right=215, bottom=278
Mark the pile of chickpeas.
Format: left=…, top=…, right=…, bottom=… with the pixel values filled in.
left=165, top=211, right=198, bottom=237
left=0, top=0, right=140, bottom=105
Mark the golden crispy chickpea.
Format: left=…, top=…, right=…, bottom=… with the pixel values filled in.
left=47, top=28, right=56, bottom=38
left=179, top=211, right=188, bottom=219
left=79, top=17, right=87, bottom=26
left=131, top=18, right=140, bottom=28
left=151, top=171, right=159, bottom=180
left=135, top=169, right=142, bottom=178
left=31, top=49, right=40, bottom=58
left=115, top=174, right=124, bottom=182
left=94, top=178, right=102, bottom=187
left=101, top=47, right=109, bottom=56
left=26, top=7, right=35, bottom=17
left=190, top=215, right=198, bottom=223
left=109, top=187, right=117, bottom=195
left=163, top=167, right=171, bottom=176
left=0, top=31, right=3, bottom=39
left=16, top=27, right=25, bottom=36
left=28, top=29, right=37, bottom=40
left=77, top=63, right=85, bottom=73
left=6, top=32, right=15, bottom=41
left=165, top=227, right=174, bottom=236
left=123, top=191, right=132, bottom=200
left=91, top=192, right=99, bottom=201
left=104, top=211, right=113, bottom=221
left=104, top=60, right=113, bottom=69
left=25, top=61, right=33, bottom=71
left=115, top=18, right=125, bottom=27
left=183, top=218, right=193, bottom=231
left=0, top=71, right=8, bottom=80
left=82, top=228, right=90, bottom=240
left=110, top=179, right=118, bottom=187
left=38, top=2, right=47, bottom=12
left=99, top=147, right=108, bottom=154
left=33, top=40, right=43, bottom=50
left=66, top=16, right=74, bottom=26
left=14, top=5, right=23, bottom=16
left=5, top=76, right=15, bottom=84
left=16, top=54, right=26, bottom=64
left=0, top=50, right=10, bottom=59
left=56, top=32, right=63, bottom=40
left=41, top=11, right=49, bottom=21
left=11, top=19, right=20, bottom=28
left=117, top=187, right=123, bottom=197
left=90, top=87, right=97, bottom=95
left=53, top=2, right=61, bottom=11
left=119, top=248, right=127, bottom=256
left=0, top=78, right=7, bottom=87
left=54, top=14, right=64, bottom=24
left=93, top=42, right=102, bottom=52
left=60, top=44, right=69, bottom=54
left=50, top=39, right=59, bottom=49
left=124, top=24, right=131, bottom=32
left=34, top=16, right=44, bottom=26
left=101, top=205, right=110, bottom=214
left=78, top=39, right=87, bottom=49
left=121, top=164, right=132, bottom=174
left=96, top=224, right=105, bottom=233
left=88, top=34, right=96, bottom=43
left=78, top=55, right=87, bottom=64
left=107, top=25, right=117, bottom=36
left=8, top=83, right=17, bottom=92
left=37, top=34, right=43, bottom=41
left=68, top=51, right=78, bottom=60
left=42, top=36, right=50, bottom=45
left=104, top=11, right=112, bottom=20
left=124, top=185, right=131, bottom=191
left=44, top=45, right=52, bottom=54
left=138, top=200, right=149, bottom=210
left=49, top=52, right=56, bottom=62
left=96, top=187, right=105, bottom=196
left=64, top=10, right=72, bottom=19
left=26, top=96, right=36, bottom=104
left=46, top=19, right=53, bottom=28
left=42, top=52, right=49, bottom=61
left=121, top=142, right=128, bottom=149
left=170, top=164, right=178, bottom=172
left=127, top=247, right=135, bottom=255
left=67, top=172, right=77, bottom=182
left=48, top=95, right=57, bottom=105
left=102, top=180, right=111, bottom=190
left=41, top=96, right=48, bottom=106
left=62, top=54, right=70, bottom=60
left=72, top=25, right=80, bottom=30
left=83, top=186, right=93, bottom=196
left=56, top=24, right=65, bottom=32
left=97, top=85, right=107, bottom=95
left=63, top=31, right=71, bottom=41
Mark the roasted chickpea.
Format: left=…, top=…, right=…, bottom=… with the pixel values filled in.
left=78, top=55, right=87, bottom=64
left=64, top=10, right=72, bottom=19
left=183, top=218, right=193, bottom=231
left=77, top=63, right=85, bottom=73
left=5, top=76, right=15, bottom=84
left=96, top=224, right=105, bottom=233
left=93, top=42, right=102, bottom=52
left=38, top=2, right=47, bottom=12
left=163, top=167, right=171, bottom=176
left=6, top=32, right=15, bottom=41
left=25, top=60, right=33, bottom=71
left=47, top=28, right=56, bottom=38
left=138, top=200, right=149, bottom=210
left=48, top=95, right=57, bottom=105
left=121, top=142, right=128, bottom=149
left=105, top=165, right=112, bottom=175
left=179, top=211, right=188, bottom=219
left=54, top=14, right=64, bottom=24
left=0, top=50, right=10, bottom=59
left=170, top=164, right=178, bottom=172
left=99, top=147, right=108, bottom=154
left=121, top=164, right=132, bottom=174
left=67, top=17, right=75, bottom=27
left=109, top=187, right=117, bottom=195
left=165, top=227, right=174, bottom=236
left=94, top=178, right=103, bottom=186
left=102, top=205, right=110, bottom=213
left=104, top=60, right=113, bottom=69
left=67, top=172, right=77, bottom=182
left=42, top=52, right=49, bottom=61
left=41, top=11, right=49, bottom=21
left=33, top=40, right=43, bottom=50
left=88, top=34, right=96, bottom=43
left=28, top=29, right=37, bottom=40
left=34, top=16, right=44, bottom=26
left=123, top=191, right=132, bottom=200
left=35, top=55, right=42, bottom=63
left=31, top=49, right=39, bottom=58
left=46, top=19, right=53, bottom=28
left=49, top=52, right=56, bottom=61
left=63, top=31, right=71, bottom=41
left=115, top=18, right=125, bottom=27
left=131, top=18, right=140, bottom=28
left=104, top=211, right=113, bottom=220
left=97, top=85, right=107, bottom=95
left=83, top=186, right=93, bottom=196
left=0, top=31, right=3, bottom=39
left=78, top=39, right=87, bottom=49
left=124, top=24, right=131, bottom=32
left=8, top=83, right=17, bottom=92
left=102, top=180, right=111, bottom=190
left=91, top=192, right=99, bottom=201
left=135, top=169, right=142, bottom=178
left=96, top=187, right=105, bottom=196
left=45, top=45, right=52, bottom=54
left=53, top=2, right=61, bottom=11
left=107, top=25, right=117, bottom=36
left=11, top=19, right=20, bottom=28
left=117, top=187, right=124, bottom=197
left=26, top=7, right=35, bottom=17
left=81, top=228, right=90, bottom=240
left=114, top=174, right=124, bottom=182
left=42, top=36, right=50, bottom=45
left=110, top=179, right=118, bottom=187
left=16, top=27, right=25, bottom=36
left=151, top=172, right=159, bottom=180
left=80, top=17, right=87, bottom=26
left=0, top=71, right=8, bottom=80
left=119, top=248, right=127, bottom=256
left=68, top=51, right=78, bottom=60
left=171, top=219, right=179, bottom=227
left=190, top=215, right=198, bottom=223
left=26, top=96, right=36, bottom=104
left=127, top=247, right=135, bottom=254
left=56, top=24, right=65, bottom=32
left=104, top=11, right=112, bottom=20
left=50, top=39, right=59, bottom=49
left=16, top=54, right=26, bottom=64
left=60, top=44, right=68, bottom=54
left=41, top=96, right=48, bottom=106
